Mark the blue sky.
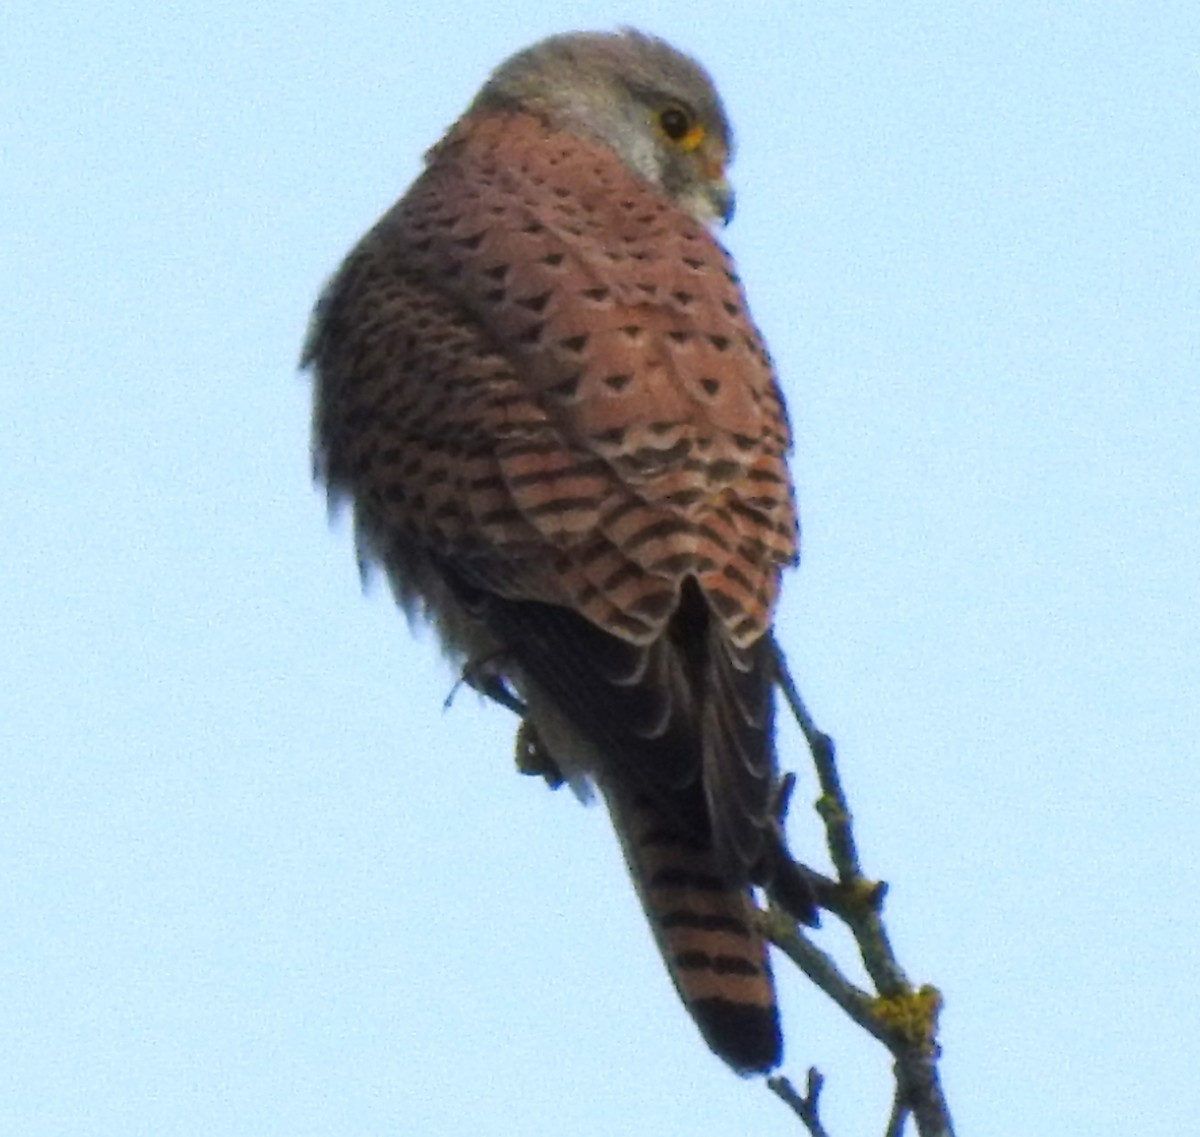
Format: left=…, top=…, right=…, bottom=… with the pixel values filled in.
left=3, top=3, right=1198, bottom=1134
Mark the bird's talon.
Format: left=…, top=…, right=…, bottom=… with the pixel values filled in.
left=515, top=720, right=566, bottom=789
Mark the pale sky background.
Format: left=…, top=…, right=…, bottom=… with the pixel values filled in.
left=3, top=3, right=1198, bottom=1134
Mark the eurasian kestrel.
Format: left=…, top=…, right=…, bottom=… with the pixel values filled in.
left=304, top=28, right=813, bottom=1074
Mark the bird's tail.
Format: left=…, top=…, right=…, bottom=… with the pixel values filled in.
left=603, top=782, right=781, bottom=1074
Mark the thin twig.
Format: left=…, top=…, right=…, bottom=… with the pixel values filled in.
left=758, top=908, right=891, bottom=1048
left=767, top=1069, right=832, bottom=1137
left=885, top=1084, right=909, bottom=1137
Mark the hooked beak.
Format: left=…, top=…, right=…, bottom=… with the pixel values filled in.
left=708, top=175, right=736, bottom=226
left=699, top=142, right=735, bottom=226
left=675, top=142, right=736, bottom=228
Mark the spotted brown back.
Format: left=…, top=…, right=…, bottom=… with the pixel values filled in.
left=314, top=111, right=795, bottom=648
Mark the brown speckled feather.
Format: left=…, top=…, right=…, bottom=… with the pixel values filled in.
left=306, top=37, right=808, bottom=1075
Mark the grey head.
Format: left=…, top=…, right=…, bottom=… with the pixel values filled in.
left=470, top=28, right=737, bottom=227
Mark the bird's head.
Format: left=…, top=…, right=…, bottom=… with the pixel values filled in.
left=471, top=28, right=736, bottom=228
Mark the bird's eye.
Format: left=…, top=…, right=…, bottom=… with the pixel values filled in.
left=658, top=105, right=695, bottom=143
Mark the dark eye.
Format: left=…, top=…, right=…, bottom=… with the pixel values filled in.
left=658, top=105, right=692, bottom=142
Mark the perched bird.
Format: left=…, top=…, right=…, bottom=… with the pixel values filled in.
left=304, top=28, right=814, bottom=1074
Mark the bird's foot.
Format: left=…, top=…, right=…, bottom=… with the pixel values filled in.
left=514, top=719, right=567, bottom=789
left=444, top=651, right=527, bottom=715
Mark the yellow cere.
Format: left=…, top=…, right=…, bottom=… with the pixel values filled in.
left=677, top=123, right=706, bottom=151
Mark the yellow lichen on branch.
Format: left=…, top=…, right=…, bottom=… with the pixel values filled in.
left=872, top=985, right=943, bottom=1053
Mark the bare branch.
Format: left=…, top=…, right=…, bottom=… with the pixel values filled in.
left=765, top=640, right=956, bottom=1137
